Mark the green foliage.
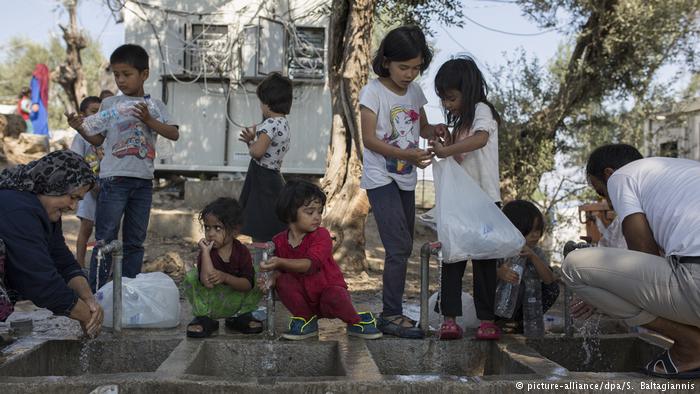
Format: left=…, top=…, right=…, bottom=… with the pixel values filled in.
left=375, top=0, right=463, bottom=36
left=490, top=50, right=558, bottom=199
left=493, top=0, right=699, bottom=202
left=0, top=36, right=106, bottom=130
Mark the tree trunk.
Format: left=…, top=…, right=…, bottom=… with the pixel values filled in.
left=321, top=0, right=376, bottom=272
left=54, top=0, right=88, bottom=114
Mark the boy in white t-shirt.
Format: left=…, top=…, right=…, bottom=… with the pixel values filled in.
left=66, top=44, right=180, bottom=290
left=563, top=143, right=700, bottom=379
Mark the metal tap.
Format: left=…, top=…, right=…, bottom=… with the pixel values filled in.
left=419, top=241, right=442, bottom=335
left=562, top=240, right=592, bottom=337
left=95, top=239, right=123, bottom=333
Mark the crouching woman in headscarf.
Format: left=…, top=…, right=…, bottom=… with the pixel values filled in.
left=0, top=150, right=103, bottom=337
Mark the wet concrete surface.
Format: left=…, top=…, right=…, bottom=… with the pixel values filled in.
left=1, top=300, right=698, bottom=393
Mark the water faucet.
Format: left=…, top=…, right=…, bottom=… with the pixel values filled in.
left=261, top=242, right=276, bottom=338
left=419, top=241, right=442, bottom=336
left=95, top=240, right=123, bottom=333
left=562, top=241, right=592, bottom=337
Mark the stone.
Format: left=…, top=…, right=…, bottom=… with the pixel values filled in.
left=17, top=133, right=49, bottom=155
left=143, top=251, right=186, bottom=283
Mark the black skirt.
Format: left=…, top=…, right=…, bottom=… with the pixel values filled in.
left=240, top=159, right=287, bottom=241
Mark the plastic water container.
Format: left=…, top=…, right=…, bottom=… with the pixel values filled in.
left=82, top=99, right=140, bottom=136
left=494, top=255, right=526, bottom=319
left=523, top=265, right=544, bottom=337
left=145, top=94, right=174, bottom=160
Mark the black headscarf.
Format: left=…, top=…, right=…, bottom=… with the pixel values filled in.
left=0, top=150, right=96, bottom=196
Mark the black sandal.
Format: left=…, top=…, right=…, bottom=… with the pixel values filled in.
left=225, top=312, right=263, bottom=334
left=377, top=314, right=424, bottom=339
left=186, top=316, right=219, bottom=338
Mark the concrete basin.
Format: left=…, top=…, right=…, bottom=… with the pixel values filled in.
left=0, top=338, right=181, bottom=376
left=184, top=339, right=345, bottom=378
left=365, top=338, right=533, bottom=376
left=526, top=335, right=664, bottom=372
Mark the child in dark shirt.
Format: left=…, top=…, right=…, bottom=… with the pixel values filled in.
left=183, top=198, right=263, bottom=337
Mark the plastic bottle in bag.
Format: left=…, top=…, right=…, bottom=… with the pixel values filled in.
left=523, top=265, right=544, bottom=337
left=494, top=255, right=527, bottom=319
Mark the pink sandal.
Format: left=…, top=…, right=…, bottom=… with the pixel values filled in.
left=475, top=321, right=501, bottom=340
left=437, top=319, right=463, bottom=340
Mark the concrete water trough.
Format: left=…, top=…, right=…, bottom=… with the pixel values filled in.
left=366, top=338, right=534, bottom=377
left=184, top=339, right=345, bottom=378
left=525, top=334, right=665, bottom=373
left=0, top=338, right=180, bottom=377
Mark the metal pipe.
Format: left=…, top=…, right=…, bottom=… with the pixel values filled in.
left=262, top=242, right=276, bottom=338
left=419, top=241, right=441, bottom=335
left=561, top=241, right=591, bottom=337
left=96, top=240, right=123, bottom=333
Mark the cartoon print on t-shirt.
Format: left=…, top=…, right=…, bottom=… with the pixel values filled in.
left=111, top=120, right=155, bottom=160
left=384, top=105, right=419, bottom=174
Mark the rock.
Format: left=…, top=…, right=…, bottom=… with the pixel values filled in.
left=0, top=114, right=26, bottom=138
left=142, top=251, right=187, bottom=283
left=17, top=133, right=49, bottom=155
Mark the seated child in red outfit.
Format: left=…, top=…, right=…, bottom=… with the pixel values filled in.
left=258, top=179, right=382, bottom=340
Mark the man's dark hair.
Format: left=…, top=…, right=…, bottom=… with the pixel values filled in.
left=110, top=44, right=149, bottom=71
left=586, top=144, right=643, bottom=180
left=372, top=25, right=432, bottom=78
left=276, top=179, right=326, bottom=224
left=256, top=72, right=293, bottom=114
left=79, top=96, right=101, bottom=114
left=502, top=200, right=544, bottom=237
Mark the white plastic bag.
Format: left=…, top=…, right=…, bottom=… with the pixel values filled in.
left=433, top=157, right=525, bottom=262
left=429, top=291, right=480, bottom=329
left=96, top=272, right=181, bottom=328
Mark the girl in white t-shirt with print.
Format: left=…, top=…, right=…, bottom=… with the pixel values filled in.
left=359, top=25, right=447, bottom=339
left=430, top=56, right=503, bottom=341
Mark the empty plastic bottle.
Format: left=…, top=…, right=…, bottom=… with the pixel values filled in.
left=523, top=264, right=544, bottom=337
left=145, top=94, right=174, bottom=160
left=143, top=94, right=162, bottom=121
left=82, top=109, right=115, bottom=136
left=494, top=255, right=527, bottom=319
left=81, top=98, right=141, bottom=136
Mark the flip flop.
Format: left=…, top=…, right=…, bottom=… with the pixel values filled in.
left=186, top=316, right=219, bottom=338
left=475, top=321, right=501, bottom=340
left=643, top=350, right=700, bottom=380
left=225, top=312, right=263, bottom=334
left=437, top=319, right=463, bottom=340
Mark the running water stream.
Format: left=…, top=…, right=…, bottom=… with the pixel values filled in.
left=579, top=314, right=602, bottom=366
left=79, top=338, right=95, bottom=373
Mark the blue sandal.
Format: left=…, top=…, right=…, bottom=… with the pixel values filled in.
left=642, top=350, right=700, bottom=379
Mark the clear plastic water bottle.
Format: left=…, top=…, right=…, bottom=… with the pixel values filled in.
left=494, top=255, right=526, bottom=319
left=143, top=94, right=162, bottom=121
left=523, top=264, right=544, bottom=337
left=145, top=94, right=174, bottom=160
left=82, top=109, right=116, bottom=136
